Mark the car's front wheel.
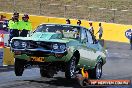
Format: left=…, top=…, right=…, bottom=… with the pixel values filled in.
left=15, top=58, right=26, bottom=76
left=65, top=56, right=77, bottom=79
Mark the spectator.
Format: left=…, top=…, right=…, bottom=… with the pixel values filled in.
left=96, top=23, right=103, bottom=39
left=0, top=15, right=8, bottom=31
left=20, top=14, right=32, bottom=37
left=66, top=19, right=71, bottom=24
left=8, top=12, right=21, bottom=45
left=88, top=22, right=94, bottom=35
left=77, top=20, right=81, bottom=26
left=0, top=15, right=6, bottom=21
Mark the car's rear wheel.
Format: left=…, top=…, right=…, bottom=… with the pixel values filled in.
left=65, top=56, right=77, bottom=79
left=89, top=61, right=102, bottom=79
left=40, top=66, right=54, bottom=78
left=15, top=58, right=26, bottom=76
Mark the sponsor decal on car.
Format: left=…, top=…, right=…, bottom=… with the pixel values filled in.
left=125, top=29, right=132, bottom=39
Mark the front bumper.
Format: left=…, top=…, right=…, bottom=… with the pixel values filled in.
left=13, top=48, right=67, bottom=56
left=12, top=48, right=71, bottom=62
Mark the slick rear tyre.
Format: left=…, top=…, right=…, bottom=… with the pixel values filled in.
left=89, top=61, right=102, bottom=79
left=15, top=58, right=25, bottom=76
left=40, top=67, right=53, bottom=78
left=65, top=56, right=77, bottom=79
left=40, top=69, right=48, bottom=77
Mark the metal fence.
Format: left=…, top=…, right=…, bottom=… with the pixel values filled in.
left=0, top=0, right=132, bottom=25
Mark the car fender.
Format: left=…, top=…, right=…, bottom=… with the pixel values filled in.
left=90, top=55, right=103, bottom=69
left=65, top=46, right=80, bottom=62
left=96, top=55, right=103, bottom=65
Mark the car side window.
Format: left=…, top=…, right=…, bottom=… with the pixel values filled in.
left=81, top=28, right=94, bottom=48
left=86, top=30, right=94, bottom=44
left=81, top=28, right=87, bottom=44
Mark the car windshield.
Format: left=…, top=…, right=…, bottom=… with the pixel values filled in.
left=34, top=24, right=81, bottom=39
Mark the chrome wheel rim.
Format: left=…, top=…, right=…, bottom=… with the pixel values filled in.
left=96, top=63, right=102, bottom=79
left=70, top=57, right=76, bottom=77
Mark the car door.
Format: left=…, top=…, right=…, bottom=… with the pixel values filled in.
left=78, top=28, right=96, bottom=68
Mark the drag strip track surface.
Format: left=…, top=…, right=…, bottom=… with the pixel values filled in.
left=0, top=41, right=132, bottom=88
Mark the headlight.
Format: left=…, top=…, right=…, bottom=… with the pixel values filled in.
left=14, top=41, right=20, bottom=47
left=60, top=44, right=66, bottom=50
left=21, top=42, right=27, bottom=48
left=53, top=44, right=59, bottom=50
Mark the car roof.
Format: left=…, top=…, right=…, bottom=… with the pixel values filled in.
left=40, top=23, right=81, bottom=28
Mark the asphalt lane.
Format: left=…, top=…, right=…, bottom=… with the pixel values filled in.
left=0, top=41, right=132, bottom=88
left=102, top=41, right=132, bottom=80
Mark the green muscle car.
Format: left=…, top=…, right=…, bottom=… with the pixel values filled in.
left=11, top=23, right=106, bottom=79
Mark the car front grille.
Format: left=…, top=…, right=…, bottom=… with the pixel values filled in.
left=27, top=41, right=52, bottom=50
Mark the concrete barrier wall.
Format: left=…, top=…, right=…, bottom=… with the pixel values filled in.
left=1, top=12, right=132, bottom=43
left=3, top=47, right=14, bottom=65
left=1, top=12, right=132, bottom=65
